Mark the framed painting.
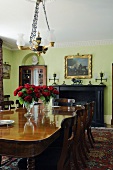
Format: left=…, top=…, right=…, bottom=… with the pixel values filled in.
left=65, top=54, right=92, bottom=79
left=3, top=63, right=11, bottom=79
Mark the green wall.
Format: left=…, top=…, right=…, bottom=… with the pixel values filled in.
left=3, top=48, right=13, bottom=97
left=3, top=44, right=113, bottom=124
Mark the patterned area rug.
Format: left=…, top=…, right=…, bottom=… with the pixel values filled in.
left=0, top=128, right=113, bottom=170
left=81, top=127, right=113, bottom=170
left=0, top=157, right=19, bottom=170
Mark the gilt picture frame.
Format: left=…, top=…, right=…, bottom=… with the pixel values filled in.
left=3, top=63, right=11, bottom=79
left=65, top=54, right=92, bottom=79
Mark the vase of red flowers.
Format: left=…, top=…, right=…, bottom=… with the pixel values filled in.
left=14, top=84, right=41, bottom=117
left=14, top=84, right=59, bottom=114
left=39, top=85, right=59, bottom=112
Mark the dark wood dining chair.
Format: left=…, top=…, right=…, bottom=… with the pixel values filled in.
left=0, top=100, right=14, bottom=110
left=15, top=100, right=24, bottom=109
left=18, top=115, right=77, bottom=170
left=3, top=95, right=10, bottom=101
left=73, top=108, right=88, bottom=168
left=85, top=101, right=95, bottom=148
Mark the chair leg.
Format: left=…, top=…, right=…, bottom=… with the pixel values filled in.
left=83, top=133, right=90, bottom=153
left=65, top=159, right=71, bottom=170
left=80, top=140, right=89, bottom=160
left=87, top=128, right=94, bottom=148
left=72, top=149, right=81, bottom=170
left=89, top=127, right=95, bottom=143
left=78, top=144, right=87, bottom=168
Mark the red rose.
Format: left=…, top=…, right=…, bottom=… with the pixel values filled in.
left=42, top=91, right=50, bottom=97
left=18, top=86, right=24, bottom=91
left=14, top=89, right=18, bottom=96
left=53, top=89, right=59, bottom=94
left=31, top=85, right=36, bottom=89
left=35, top=92, right=40, bottom=98
left=27, top=89, right=33, bottom=94
left=24, top=84, right=31, bottom=89
left=24, top=96, right=32, bottom=102
left=48, top=86, right=54, bottom=91
left=34, top=88, right=40, bottom=93
left=18, top=91, right=23, bottom=97
left=42, top=85, right=48, bottom=90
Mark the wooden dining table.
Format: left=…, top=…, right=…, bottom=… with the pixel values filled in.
left=0, top=104, right=82, bottom=169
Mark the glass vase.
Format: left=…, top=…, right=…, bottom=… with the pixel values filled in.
left=43, top=102, right=50, bottom=112
left=24, top=102, right=34, bottom=118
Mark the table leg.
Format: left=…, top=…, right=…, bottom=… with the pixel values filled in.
left=27, top=157, right=35, bottom=170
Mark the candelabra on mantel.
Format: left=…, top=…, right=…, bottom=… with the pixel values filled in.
left=49, top=73, right=59, bottom=85
left=95, top=72, right=107, bottom=85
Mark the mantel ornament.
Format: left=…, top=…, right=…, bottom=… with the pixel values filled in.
left=71, top=78, right=83, bottom=85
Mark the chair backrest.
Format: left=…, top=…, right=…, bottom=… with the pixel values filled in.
left=3, top=95, right=10, bottom=101
left=55, top=98, right=75, bottom=106
left=67, top=108, right=86, bottom=170
left=0, top=100, right=14, bottom=110
left=85, top=101, right=95, bottom=128
left=71, top=109, right=82, bottom=143
left=15, top=100, right=24, bottom=109
left=57, top=115, right=77, bottom=170
left=89, top=101, right=95, bottom=125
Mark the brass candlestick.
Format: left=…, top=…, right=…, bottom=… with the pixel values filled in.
left=49, top=73, right=59, bottom=85
left=95, top=72, right=107, bottom=85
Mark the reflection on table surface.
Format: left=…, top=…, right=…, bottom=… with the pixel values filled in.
left=0, top=105, right=81, bottom=141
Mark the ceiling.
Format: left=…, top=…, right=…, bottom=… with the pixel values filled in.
left=0, top=0, right=113, bottom=50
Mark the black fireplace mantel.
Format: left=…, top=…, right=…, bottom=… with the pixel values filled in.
left=54, top=85, right=106, bottom=127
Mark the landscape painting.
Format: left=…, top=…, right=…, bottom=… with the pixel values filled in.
left=65, top=54, right=92, bottom=79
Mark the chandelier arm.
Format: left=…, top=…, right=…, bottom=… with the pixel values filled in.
left=17, top=46, right=31, bottom=50
left=29, top=1, right=40, bottom=43
left=42, top=0, right=50, bottom=31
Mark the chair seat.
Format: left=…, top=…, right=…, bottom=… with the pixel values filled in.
left=18, top=147, right=62, bottom=170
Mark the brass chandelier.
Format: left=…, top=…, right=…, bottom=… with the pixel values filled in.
left=16, top=0, right=55, bottom=55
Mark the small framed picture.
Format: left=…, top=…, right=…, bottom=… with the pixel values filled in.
left=65, top=54, right=92, bottom=79
left=3, top=63, right=11, bottom=79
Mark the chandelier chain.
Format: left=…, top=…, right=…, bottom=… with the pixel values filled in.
left=42, top=0, right=50, bottom=31
left=29, top=1, right=40, bottom=43
left=30, top=0, right=50, bottom=44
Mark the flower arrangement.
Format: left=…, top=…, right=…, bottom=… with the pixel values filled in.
left=14, top=84, right=41, bottom=105
left=14, top=84, right=59, bottom=105
left=39, top=85, right=59, bottom=104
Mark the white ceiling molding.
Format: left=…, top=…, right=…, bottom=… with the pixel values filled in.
left=55, top=39, right=113, bottom=48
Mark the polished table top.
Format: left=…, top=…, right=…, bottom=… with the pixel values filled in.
left=0, top=104, right=82, bottom=158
